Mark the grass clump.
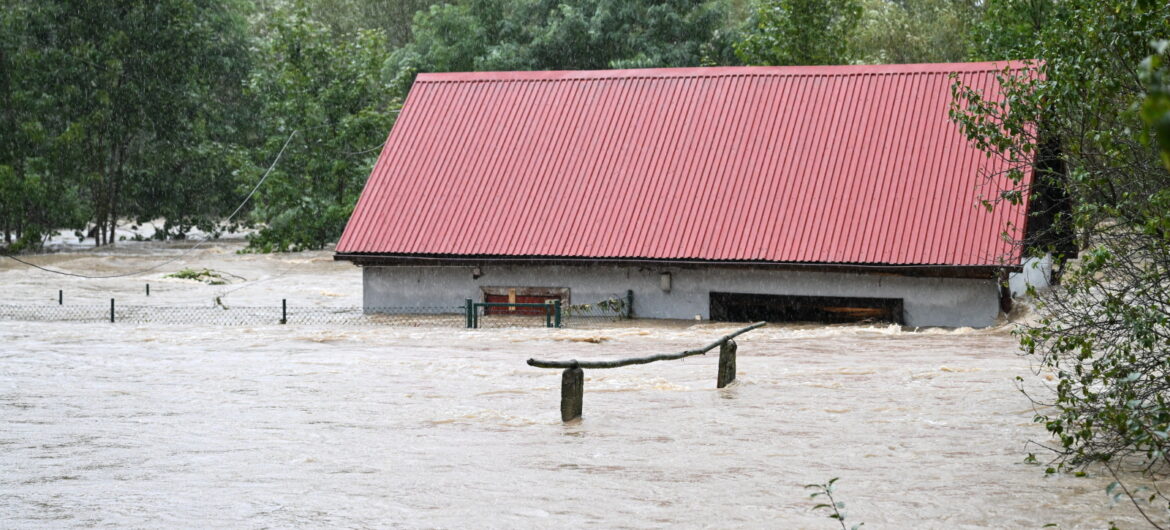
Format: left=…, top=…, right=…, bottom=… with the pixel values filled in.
left=165, top=268, right=230, bottom=285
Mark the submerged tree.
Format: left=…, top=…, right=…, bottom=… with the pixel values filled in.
left=41, top=0, right=252, bottom=245
left=1, top=0, right=255, bottom=248
left=0, top=2, right=89, bottom=250
left=954, top=0, right=1170, bottom=524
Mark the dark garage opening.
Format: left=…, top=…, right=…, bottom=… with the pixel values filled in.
left=709, top=292, right=904, bottom=324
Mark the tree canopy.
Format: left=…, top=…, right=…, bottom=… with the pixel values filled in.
left=735, top=0, right=861, bottom=66
left=953, top=0, right=1170, bottom=522
left=390, top=0, right=733, bottom=88
left=243, top=5, right=399, bottom=252
left=1, top=0, right=253, bottom=248
left=0, top=0, right=1161, bottom=266
left=1, top=0, right=1033, bottom=252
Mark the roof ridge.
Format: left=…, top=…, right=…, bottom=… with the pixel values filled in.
left=415, top=61, right=1038, bottom=83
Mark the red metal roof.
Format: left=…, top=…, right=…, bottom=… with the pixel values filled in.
left=337, top=62, right=1035, bottom=266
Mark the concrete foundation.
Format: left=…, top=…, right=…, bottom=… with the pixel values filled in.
left=362, top=264, right=1002, bottom=328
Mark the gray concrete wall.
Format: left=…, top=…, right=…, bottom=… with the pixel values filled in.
left=362, top=264, right=1001, bottom=328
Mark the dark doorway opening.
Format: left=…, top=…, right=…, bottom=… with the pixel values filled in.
left=709, top=292, right=904, bottom=324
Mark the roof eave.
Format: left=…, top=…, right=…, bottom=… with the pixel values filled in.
left=333, top=253, right=1019, bottom=277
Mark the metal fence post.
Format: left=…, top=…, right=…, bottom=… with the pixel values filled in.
left=545, top=301, right=552, bottom=328
left=553, top=300, right=562, bottom=328
left=465, top=298, right=473, bottom=328
left=110, top=298, right=115, bottom=323
left=281, top=299, right=287, bottom=325
left=626, top=289, right=634, bottom=318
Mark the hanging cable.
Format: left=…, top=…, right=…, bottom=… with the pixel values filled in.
left=5, top=129, right=297, bottom=277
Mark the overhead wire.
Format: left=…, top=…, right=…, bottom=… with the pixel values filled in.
left=2, top=129, right=300, bottom=279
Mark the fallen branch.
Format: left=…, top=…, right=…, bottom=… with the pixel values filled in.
left=526, top=321, right=766, bottom=369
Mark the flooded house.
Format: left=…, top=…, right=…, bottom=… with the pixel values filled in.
left=334, top=62, right=1040, bottom=327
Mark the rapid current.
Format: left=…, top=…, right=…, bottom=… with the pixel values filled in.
left=0, top=238, right=1146, bottom=527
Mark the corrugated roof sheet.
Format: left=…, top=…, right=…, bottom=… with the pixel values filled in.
left=337, top=62, right=1035, bottom=266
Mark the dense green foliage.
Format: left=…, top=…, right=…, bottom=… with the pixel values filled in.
left=735, top=0, right=980, bottom=66
left=735, top=0, right=862, bottom=66
left=953, top=0, right=1170, bottom=523
left=0, top=3, right=87, bottom=251
left=243, top=6, right=398, bottom=251
left=1, top=0, right=253, bottom=248
left=852, top=0, right=978, bottom=64
left=1145, top=41, right=1170, bottom=171
left=967, top=0, right=1054, bottom=61
left=0, top=0, right=1160, bottom=266
left=391, top=0, right=732, bottom=85
left=0, top=0, right=1016, bottom=253
left=288, top=0, right=440, bottom=47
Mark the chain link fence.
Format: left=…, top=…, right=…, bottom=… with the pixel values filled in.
left=558, top=297, right=631, bottom=328
left=468, top=296, right=630, bottom=329
left=0, top=298, right=629, bottom=328
left=0, top=304, right=467, bottom=326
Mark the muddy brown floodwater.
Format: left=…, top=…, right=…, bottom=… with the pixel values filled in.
left=0, top=240, right=1147, bottom=527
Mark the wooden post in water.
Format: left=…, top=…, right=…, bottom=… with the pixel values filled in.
left=717, top=339, right=737, bottom=388
left=58, top=290, right=63, bottom=305
left=528, top=322, right=765, bottom=421
left=561, top=361, right=584, bottom=422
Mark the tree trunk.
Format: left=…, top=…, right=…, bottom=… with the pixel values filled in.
left=107, top=178, right=117, bottom=246
left=93, top=189, right=107, bottom=247
left=92, top=132, right=107, bottom=246
left=105, top=139, right=128, bottom=246
left=94, top=177, right=107, bottom=246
